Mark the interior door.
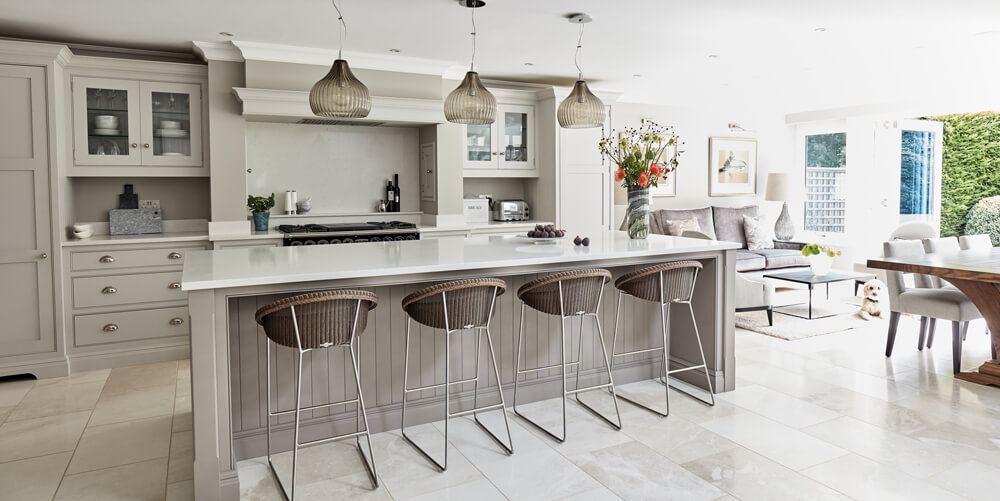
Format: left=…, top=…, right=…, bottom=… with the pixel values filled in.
left=558, top=113, right=611, bottom=235
left=0, top=64, right=55, bottom=356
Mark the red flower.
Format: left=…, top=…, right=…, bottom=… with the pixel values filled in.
left=615, top=168, right=625, bottom=182
left=638, top=171, right=650, bottom=188
left=650, top=163, right=662, bottom=177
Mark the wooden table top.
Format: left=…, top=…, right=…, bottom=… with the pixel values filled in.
left=867, top=248, right=1000, bottom=284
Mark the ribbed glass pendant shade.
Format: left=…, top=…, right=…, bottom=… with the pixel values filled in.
left=444, top=71, right=496, bottom=124
left=309, top=59, right=372, bottom=118
left=558, top=80, right=606, bottom=128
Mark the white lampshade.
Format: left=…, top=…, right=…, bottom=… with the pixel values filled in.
left=765, top=173, right=790, bottom=201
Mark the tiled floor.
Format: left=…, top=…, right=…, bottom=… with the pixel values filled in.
left=0, top=360, right=192, bottom=501
left=2, top=292, right=999, bottom=500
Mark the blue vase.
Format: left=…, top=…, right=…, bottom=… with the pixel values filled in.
left=252, top=211, right=270, bottom=232
left=626, top=187, right=650, bottom=239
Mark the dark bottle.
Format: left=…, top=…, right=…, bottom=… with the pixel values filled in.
left=393, top=174, right=401, bottom=212
left=386, top=181, right=395, bottom=212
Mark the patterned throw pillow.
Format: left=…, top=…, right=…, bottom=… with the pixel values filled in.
left=743, top=215, right=775, bottom=250
left=664, top=218, right=700, bottom=236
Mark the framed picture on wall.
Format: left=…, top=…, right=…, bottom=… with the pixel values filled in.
left=709, top=137, right=757, bottom=196
left=620, top=131, right=679, bottom=197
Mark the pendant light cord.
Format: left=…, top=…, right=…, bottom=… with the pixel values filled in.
left=574, top=22, right=585, bottom=80
left=332, top=0, right=347, bottom=59
left=470, top=3, right=478, bottom=71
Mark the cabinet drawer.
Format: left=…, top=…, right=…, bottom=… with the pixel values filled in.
left=71, top=246, right=199, bottom=271
left=73, top=271, right=185, bottom=308
left=74, top=307, right=189, bottom=346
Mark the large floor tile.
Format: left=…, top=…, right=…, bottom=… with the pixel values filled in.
left=0, top=405, right=12, bottom=424
left=0, top=410, right=90, bottom=463
left=472, top=446, right=603, bottom=501
left=401, top=478, right=506, bottom=501
left=802, top=453, right=965, bottom=501
left=681, top=447, right=850, bottom=501
left=907, top=420, right=1000, bottom=469
left=623, top=414, right=739, bottom=465
left=167, top=430, right=193, bottom=483
left=55, top=458, right=168, bottom=501
left=556, top=486, right=623, bottom=500
left=930, top=459, right=1000, bottom=501
left=614, top=379, right=739, bottom=422
left=89, top=383, right=176, bottom=426
left=699, top=410, right=848, bottom=471
left=716, top=384, right=841, bottom=428
left=802, top=387, right=945, bottom=435
left=802, top=415, right=962, bottom=478
left=6, top=380, right=105, bottom=421
left=810, top=365, right=920, bottom=403
left=370, top=423, right=486, bottom=500
left=513, top=398, right=631, bottom=457
left=0, top=452, right=72, bottom=501
left=102, top=361, right=179, bottom=392
left=571, top=440, right=724, bottom=501
left=0, top=378, right=35, bottom=407
left=165, top=480, right=193, bottom=501
left=722, top=362, right=838, bottom=398
left=67, top=414, right=172, bottom=474
left=34, top=368, right=110, bottom=388
left=237, top=458, right=284, bottom=501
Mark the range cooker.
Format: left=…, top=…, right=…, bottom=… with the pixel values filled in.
left=278, top=221, right=419, bottom=246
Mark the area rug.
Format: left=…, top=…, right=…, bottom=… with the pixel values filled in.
left=736, top=295, right=871, bottom=341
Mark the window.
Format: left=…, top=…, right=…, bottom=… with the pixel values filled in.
left=804, top=132, right=847, bottom=233
left=899, top=130, right=934, bottom=215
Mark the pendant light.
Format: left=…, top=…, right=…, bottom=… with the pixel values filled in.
left=557, top=14, right=606, bottom=129
left=444, top=0, right=496, bottom=124
left=309, top=0, right=371, bottom=118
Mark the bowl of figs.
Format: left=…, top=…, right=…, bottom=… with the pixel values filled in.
left=517, top=224, right=566, bottom=244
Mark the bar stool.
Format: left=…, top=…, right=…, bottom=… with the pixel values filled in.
left=610, top=261, right=714, bottom=416
left=255, top=290, right=379, bottom=500
left=513, top=268, right=621, bottom=442
left=400, top=278, right=513, bottom=471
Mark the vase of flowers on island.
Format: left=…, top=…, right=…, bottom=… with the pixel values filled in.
left=599, top=121, right=683, bottom=239
left=801, top=243, right=842, bottom=276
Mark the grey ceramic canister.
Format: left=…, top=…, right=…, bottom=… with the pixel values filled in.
left=296, top=197, right=312, bottom=214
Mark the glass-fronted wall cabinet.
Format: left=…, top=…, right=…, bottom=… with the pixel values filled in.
left=72, top=77, right=203, bottom=170
left=462, top=104, right=535, bottom=175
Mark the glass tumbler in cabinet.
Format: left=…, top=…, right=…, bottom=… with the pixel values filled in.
left=72, top=77, right=142, bottom=165
left=498, top=105, right=534, bottom=170
left=140, top=81, right=202, bottom=167
left=464, top=123, right=495, bottom=169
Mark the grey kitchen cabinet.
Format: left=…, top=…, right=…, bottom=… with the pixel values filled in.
left=70, top=76, right=205, bottom=175
left=0, top=64, right=58, bottom=372
left=63, top=241, right=208, bottom=371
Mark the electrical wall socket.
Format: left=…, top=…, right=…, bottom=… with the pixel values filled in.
left=139, top=200, right=160, bottom=209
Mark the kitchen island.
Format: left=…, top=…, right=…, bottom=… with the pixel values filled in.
left=181, top=232, right=740, bottom=500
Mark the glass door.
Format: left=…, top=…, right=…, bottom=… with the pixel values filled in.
left=140, top=81, right=202, bottom=167
left=463, top=122, right=495, bottom=169
left=72, top=77, right=141, bottom=166
left=498, top=104, right=534, bottom=170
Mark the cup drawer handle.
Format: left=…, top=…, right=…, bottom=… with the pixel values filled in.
left=99, top=255, right=115, bottom=263
left=169, top=317, right=184, bottom=326
left=102, top=286, right=117, bottom=294
left=168, top=282, right=182, bottom=289
left=103, top=323, right=119, bottom=332
left=167, top=252, right=183, bottom=260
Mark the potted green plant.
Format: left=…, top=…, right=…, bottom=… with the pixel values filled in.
left=248, top=193, right=275, bottom=232
left=599, top=121, right=683, bottom=239
left=801, top=243, right=842, bottom=276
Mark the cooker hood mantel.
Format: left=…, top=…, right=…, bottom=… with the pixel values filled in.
left=232, top=87, right=446, bottom=126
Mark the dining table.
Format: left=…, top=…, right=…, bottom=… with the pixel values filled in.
left=868, top=247, right=1000, bottom=386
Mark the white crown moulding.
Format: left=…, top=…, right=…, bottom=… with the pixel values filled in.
left=191, top=41, right=245, bottom=62
left=231, top=40, right=456, bottom=76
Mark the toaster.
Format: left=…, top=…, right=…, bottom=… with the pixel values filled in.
left=491, top=200, right=529, bottom=221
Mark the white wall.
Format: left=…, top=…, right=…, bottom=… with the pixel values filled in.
left=610, top=102, right=794, bottom=228
left=246, top=122, right=420, bottom=214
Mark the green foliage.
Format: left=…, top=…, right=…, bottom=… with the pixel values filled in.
left=806, top=133, right=846, bottom=168
left=801, top=243, right=842, bottom=258
left=965, top=196, right=1000, bottom=245
left=921, top=112, right=1000, bottom=237
left=247, top=193, right=275, bottom=214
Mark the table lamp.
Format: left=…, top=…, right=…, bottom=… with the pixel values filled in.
left=765, top=173, right=795, bottom=240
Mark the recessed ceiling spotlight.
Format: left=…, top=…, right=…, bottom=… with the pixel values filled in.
left=632, top=74, right=642, bottom=78
left=219, top=31, right=234, bottom=37
left=814, top=27, right=827, bottom=32
left=708, top=54, right=719, bottom=59
left=388, top=48, right=401, bottom=53
left=524, top=62, right=534, bottom=66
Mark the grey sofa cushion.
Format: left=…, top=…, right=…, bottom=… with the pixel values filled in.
left=898, top=288, right=982, bottom=322
left=750, top=249, right=809, bottom=269
left=652, top=207, right=716, bottom=239
left=713, top=206, right=758, bottom=248
left=736, top=250, right=766, bottom=272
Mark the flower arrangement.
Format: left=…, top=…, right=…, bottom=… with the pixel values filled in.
left=801, top=243, right=842, bottom=258
left=599, top=121, right=683, bottom=189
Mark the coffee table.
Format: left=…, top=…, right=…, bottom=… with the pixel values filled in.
left=762, top=270, right=876, bottom=320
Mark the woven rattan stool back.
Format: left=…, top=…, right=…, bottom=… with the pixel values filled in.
left=614, top=261, right=702, bottom=303
left=402, top=278, right=507, bottom=330
left=255, top=290, right=378, bottom=349
left=517, top=268, right=612, bottom=316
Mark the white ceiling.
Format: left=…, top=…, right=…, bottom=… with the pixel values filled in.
left=6, top=0, right=1000, bottom=112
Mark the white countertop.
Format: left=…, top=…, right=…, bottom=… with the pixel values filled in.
left=418, top=220, right=552, bottom=233
left=210, top=230, right=285, bottom=241
left=181, top=231, right=738, bottom=291
left=62, top=231, right=210, bottom=247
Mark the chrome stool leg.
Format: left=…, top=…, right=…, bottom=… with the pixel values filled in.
left=572, top=286, right=622, bottom=430
left=401, top=287, right=513, bottom=471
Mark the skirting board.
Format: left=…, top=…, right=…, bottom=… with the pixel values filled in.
left=0, top=354, right=69, bottom=379
left=68, top=343, right=191, bottom=373
left=231, top=354, right=720, bottom=461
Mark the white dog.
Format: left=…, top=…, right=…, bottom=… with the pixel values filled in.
left=857, top=279, right=887, bottom=320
